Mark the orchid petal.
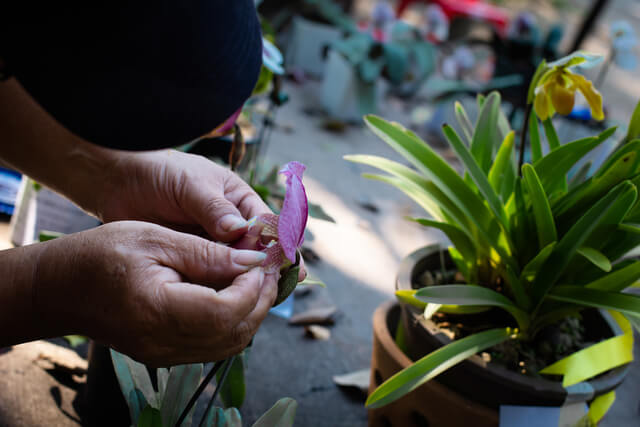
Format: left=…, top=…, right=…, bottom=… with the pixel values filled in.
left=262, top=242, right=286, bottom=273
left=278, top=161, right=309, bottom=263
left=257, top=213, right=279, bottom=239
left=207, top=108, right=242, bottom=138
left=534, top=88, right=554, bottom=121
left=548, top=80, right=575, bottom=116
left=572, top=74, right=604, bottom=121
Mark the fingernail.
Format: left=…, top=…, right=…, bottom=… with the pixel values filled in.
left=233, top=250, right=267, bottom=268
left=218, top=214, right=247, bottom=233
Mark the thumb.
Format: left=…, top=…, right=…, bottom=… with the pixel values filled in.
left=187, top=185, right=250, bottom=243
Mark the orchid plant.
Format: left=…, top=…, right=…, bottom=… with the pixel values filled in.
left=346, top=51, right=640, bottom=423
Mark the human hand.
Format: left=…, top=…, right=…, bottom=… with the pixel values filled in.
left=34, top=221, right=278, bottom=366
left=97, top=150, right=266, bottom=243
left=96, top=149, right=306, bottom=280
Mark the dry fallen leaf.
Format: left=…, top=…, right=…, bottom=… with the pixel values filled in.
left=332, top=369, right=370, bottom=394
left=304, top=325, right=331, bottom=341
left=289, top=306, right=337, bottom=325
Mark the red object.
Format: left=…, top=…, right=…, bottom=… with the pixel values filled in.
left=396, top=0, right=509, bottom=36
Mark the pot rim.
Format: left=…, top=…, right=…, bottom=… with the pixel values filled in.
left=395, top=245, right=630, bottom=401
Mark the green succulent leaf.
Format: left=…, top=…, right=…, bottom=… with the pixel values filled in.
left=547, top=286, right=640, bottom=318
left=414, top=285, right=529, bottom=328
left=531, top=181, right=638, bottom=307
left=252, top=398, right=298, bottom=427
left=568, top=161, right=592, bottom=190
left=366, top=328, right=516, bottom=409
left=111, top=350, right=158, bottom=411
left=522, top=164, right=557, bottom=248
left=161, top=363, right=203, bottom=427
left=576, top=247, right=612, bottom=272
left=138, top=405, right=163, bottom=427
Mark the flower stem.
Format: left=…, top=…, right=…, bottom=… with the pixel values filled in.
left=174, top=360, right=225, bottom=427
left=198, top=356, right=236, bottom=427
left=518, top=103, right=533, bottom=175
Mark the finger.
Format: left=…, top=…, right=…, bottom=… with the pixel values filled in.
left=159, top=268, right=264, bottom=338
left=241, top=271, right=278, bottom=330
left=221, top=171, right=272, bottom=222
left=153, top=230, right=266, bottom=287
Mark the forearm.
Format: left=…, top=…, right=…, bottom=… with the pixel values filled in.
left=0, top=243, right=61, bottom=346
left=0, top=78, right=117, bottom=216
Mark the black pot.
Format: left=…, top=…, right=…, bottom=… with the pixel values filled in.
left=396, top=245, right=629, bottom=409
left=85, top=342, right=131, bottom=426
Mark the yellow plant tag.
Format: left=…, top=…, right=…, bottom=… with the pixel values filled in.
left=587, top=390, right=616, bottom=424
left=540, top=311, right=633, bottom=387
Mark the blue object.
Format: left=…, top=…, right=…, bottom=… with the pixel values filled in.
left=499, top=404, right=587, bottom=427
left=567, top=105, right=592, bottom=121
left=0, top=167, right=21, bottom=215
left=269, top=293, right=294, bottom=319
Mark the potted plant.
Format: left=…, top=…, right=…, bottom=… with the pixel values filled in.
left=346, top=51, right=639, bottom=426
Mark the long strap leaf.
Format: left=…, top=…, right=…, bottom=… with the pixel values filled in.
left=470, top=92, right=501, bottom=173
left=522, top=164, right=557, bottom=248
left=366, top=328, right=516, bottom=409
left=454, top=101, right=473, bottom=144
left=443, top=124, right=509, bottom=230
left=488, top=131, right=516, bottom=198
left=586, top=260, right=640, bottom=292
left=547, top=286, right=640, bottom=318
left=361, top=116, right=517, bottom=271
left=407, top=218, right=476, bottom=262
left=531, top=181, right=638, bottom=308
left=542, top=118, right=561, bottom=151
left=414, top=285, right=529, bottom=328
left=540, top=311, right=633, bottom=387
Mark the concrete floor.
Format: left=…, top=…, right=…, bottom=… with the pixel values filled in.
left=2, top=0, right=640, bottom=424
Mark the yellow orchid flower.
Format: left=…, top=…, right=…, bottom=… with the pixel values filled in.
left=533, top=52, right=605, bottom=121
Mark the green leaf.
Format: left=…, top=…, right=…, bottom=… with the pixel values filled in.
left=542, top=118, right=561, bottom=152
left=470, top=92, right=501, bottom=173
left=366, top=328, right=516, bottom=408
left=38, top=230, right=64, bottom=242
left=161, top=363, right=203, bottom=427
left=308, top=202, right=335, bottom=223
left=547, top=286, right=640, bottom=318
left=531, top=181, right=638, bottom=307
left=130, top=390, right=149, bottom=425
left=527, top=60, right=548, bottom=104
left=359, top=116, right=516, bottom=269
left=111, top=350, right=158, bottom=414
left=407, top=218, right=476, bottom=262
left=586, top=260, right=640, bottom=292
left=252, top=398, right=298, bottom=427
left=528, top=114, right=543, bottom=163
left=568, top=161, right=592, bottom=190
left=488, top=131, right=516, bottom=203
left=138, top=405, right=163, bottom=427
left=577, top=247, right=611, bottom=272
left=201, top=407, right=225, bottom=427
left=520, top=242, right=556, bottom=283
left=63, top=335, right=87, bottom=347
left=454, top=101, right=473, bottom=143
left=522, top=164, right=557, bottom=248
left=594, top=138, right=638, bottom=180
left=546, top=51, right=603, bottom=69
left=623, top=99, right=640, bottom=144
left=217, top=351, right=246, bottom=409
left=534, top=129, right=614, bottom=196
left=414, top=285, right=529, bottom=328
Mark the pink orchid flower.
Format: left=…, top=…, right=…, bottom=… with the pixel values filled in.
left=249, top=161, right=308, bottom=272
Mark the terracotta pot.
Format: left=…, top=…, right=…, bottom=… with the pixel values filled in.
left=369, top=301, right=498, bottom=427
left=395, top=245, right=629, bottom=409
